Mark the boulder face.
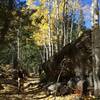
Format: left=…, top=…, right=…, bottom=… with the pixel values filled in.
left=41, top=30, right=92, bottom=82
left=0, top=84, right=4, bottom=90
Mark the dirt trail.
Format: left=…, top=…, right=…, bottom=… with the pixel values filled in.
left=0, top=75, right=95, bottom=100
left=0, top=75, right=49, bottom=100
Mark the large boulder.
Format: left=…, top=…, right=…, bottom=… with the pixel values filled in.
left=41, top=30, right=92, bottom=82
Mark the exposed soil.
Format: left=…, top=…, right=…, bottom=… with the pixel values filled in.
left=0, top=75, right=95, bottom=100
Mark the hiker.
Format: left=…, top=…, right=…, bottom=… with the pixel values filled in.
left=18, top=68, right=24, bottom=93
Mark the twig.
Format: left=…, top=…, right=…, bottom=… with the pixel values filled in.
left=54, top=58, right=66, bottom=100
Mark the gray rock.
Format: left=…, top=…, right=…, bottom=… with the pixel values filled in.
left=47, top=82, right=61, bottom=94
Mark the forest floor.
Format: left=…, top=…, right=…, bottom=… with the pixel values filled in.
left=0, top=75, right=96, bottom=100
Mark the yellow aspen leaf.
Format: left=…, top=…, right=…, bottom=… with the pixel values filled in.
left=12, top=11, right=16, bottom=15
left=26, top=0, right=33, bottom=6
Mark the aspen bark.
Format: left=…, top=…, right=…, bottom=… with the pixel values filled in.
left=91, top=0, right=100, bottom=96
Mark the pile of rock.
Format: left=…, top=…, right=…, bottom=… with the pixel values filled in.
left=42, top=76, right=92, bottom=96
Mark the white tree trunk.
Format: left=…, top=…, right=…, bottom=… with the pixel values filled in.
left=91, top=0, right=99, bottom=28
left=47, top=0, right=52, bottom=58
left=17, top=29, right=20, bottom=62
left=92, top=30, right=100, bottom=96
left=91, top=0, right=100, bottom=96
